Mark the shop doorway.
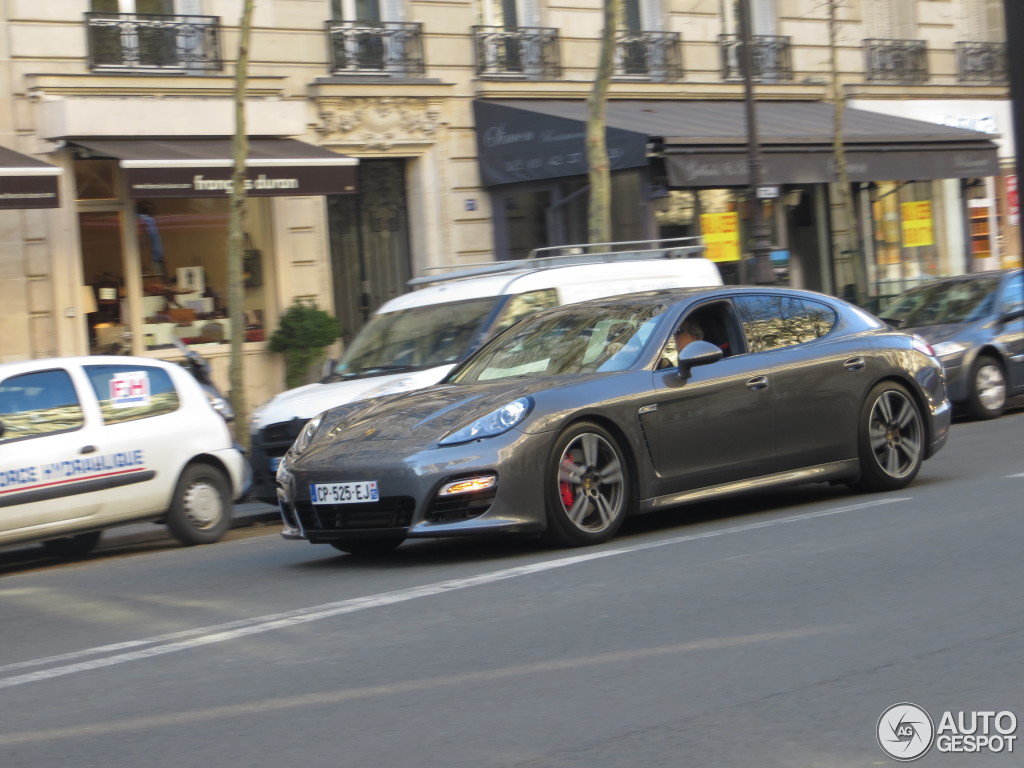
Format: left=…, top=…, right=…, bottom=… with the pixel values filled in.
left=327, top=159, right=412, bottom=341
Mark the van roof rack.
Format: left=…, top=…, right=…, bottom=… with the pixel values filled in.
left=408, top=237, right=706, bottom=287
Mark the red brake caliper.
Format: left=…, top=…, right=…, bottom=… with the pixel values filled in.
left=559, top=454, right=576, bottom=508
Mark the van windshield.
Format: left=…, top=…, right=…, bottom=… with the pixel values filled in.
left=331, top=296, right=502, bottom=378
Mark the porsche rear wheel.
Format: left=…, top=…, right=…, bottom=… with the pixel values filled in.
left=851, top=382, right=924, bottom=493
left=543, top=422, right=631, bottom=547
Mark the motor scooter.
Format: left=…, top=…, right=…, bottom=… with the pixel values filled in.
left=172, top=338, right=235, bottom=422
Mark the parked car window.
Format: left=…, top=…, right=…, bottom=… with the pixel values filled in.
left=491, top=289, right=560, bottom=334
left=84, top=365, right=180, bottom=425
left=736, top=295, right=837, bottom=352
left=1002, top=274, right=1023, bottom=314
left=879, top=276, right=1000, bottom=327
left=0, top=369, right=84, bottom=442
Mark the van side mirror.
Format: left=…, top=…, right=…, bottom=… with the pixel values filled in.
left=320, top=358, right=338, bottom=381
left=677, top=340, right=724, bottom=381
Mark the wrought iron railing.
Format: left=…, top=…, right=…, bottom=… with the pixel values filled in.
left=327, top=20, right=425, bottom=75
left=85, top=12, right=221, bottom=71
left=864, top=38, right=928, bottom=83
left=955, top=41, right=1008, bottom=85
left=472, top=26, right=561, bottom=79
left=718, top=34, right=793, bottom=82
left=614, top=31, right=682, bottom=81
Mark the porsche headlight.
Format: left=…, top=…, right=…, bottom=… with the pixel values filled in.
left=291, top=413, right=325, bottom=456
left=439, top=398, right=531, bottom=446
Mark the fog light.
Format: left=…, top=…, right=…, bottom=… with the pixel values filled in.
left=439, top=475, right=497, bottom=495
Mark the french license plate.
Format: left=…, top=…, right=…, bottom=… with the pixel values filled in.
left=310, top=481, right=379, bottom=505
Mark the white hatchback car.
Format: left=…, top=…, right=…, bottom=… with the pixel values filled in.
left=0, top=356, right=249, bottom=557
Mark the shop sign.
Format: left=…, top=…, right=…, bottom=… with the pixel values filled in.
left=900, top=201, right=935, bottom=248
left=700, top=212, right=741, bottom=262
left=1007, top=175, right=1019, bottom=227
left=125, top=165, right=357, bottom=198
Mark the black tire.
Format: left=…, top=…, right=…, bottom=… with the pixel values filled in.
left=41, top=531, right=102, bottom=559
left=542, top=421, right=631, bottom=547
left=850, top=382, right=925, bottom=493
left=329, top=536, right=404, bottom=555
left=166, top=463, right=232, bottom=546
left=964, top=354, right=1006, bottom=420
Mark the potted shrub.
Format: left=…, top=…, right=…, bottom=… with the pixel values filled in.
left=269, top=299, right=341, bottom=388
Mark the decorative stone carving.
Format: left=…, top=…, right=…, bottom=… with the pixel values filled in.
left=315, top=97, right=442, bottom=149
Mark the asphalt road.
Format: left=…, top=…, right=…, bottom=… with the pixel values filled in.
left=0, top=409, right=1022, bottom=768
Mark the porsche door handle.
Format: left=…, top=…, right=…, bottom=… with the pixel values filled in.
left=746, top=376, right=769, bottom=391
left=843, top=357, right=866, bottom=372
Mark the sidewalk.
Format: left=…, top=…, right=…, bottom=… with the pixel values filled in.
left=97, top=499, right=281, bottom=551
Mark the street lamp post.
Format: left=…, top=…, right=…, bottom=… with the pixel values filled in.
left=737, top=0, right=776, bottom=285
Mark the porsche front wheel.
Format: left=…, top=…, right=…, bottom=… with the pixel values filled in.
left=543, top=422, right=631, bottom=547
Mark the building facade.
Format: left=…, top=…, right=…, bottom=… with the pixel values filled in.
left=0, top=0, right=1016, bottom=404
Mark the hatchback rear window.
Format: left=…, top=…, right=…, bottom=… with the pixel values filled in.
left=85, top=365, right=180, bottom=425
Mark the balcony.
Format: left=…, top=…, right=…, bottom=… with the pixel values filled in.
left=85, top=12, right=222, bottom=72
left=718, top=34, right=793, bottom=82
left=473, top=26, right=561, bottom=79
left=955, top=41, right=1008, bottom=85
left=327, top=21, right=425, bottom=76
left=864, top=38, right=928, bottom=84
left=614, top=31, right=682, bottom=81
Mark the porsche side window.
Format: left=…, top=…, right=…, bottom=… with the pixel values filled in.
left=0, top=370, right=84, bottom=442
left=85, top=365, right=180, bottom=425
left=736, top=296, right=837, bottom=351
left=492, top=289, right=560, bottom=334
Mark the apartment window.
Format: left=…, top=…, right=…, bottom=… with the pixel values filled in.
left=865, top=0, right=916, bottom=39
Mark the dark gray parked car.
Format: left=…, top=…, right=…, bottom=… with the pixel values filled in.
left=878, top=269, right=1024, bottom=419
left=277, top=286, right=951, bottom=554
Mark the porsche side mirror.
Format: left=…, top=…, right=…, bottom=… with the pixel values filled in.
left=677, top=340, right=724, bottom=381
left=999, top=307, right=1024, bottom=323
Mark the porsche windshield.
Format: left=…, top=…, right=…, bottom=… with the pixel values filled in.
left=332, top=296, right=501, bottom=377
left=450, top=303, right=669, bottom=384
left=880, top=276, right=999, bottom=327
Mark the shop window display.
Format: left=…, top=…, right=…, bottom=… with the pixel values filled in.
left=79, top=191, right=267, bottom=353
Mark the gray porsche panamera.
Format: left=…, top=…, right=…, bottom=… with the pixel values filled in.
left=276, top=286, right=951, bottom=554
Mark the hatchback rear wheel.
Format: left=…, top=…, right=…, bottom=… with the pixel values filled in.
left=851, top=382, right=924, bottom=492
left=542, top=422, right=631, bottom=547
left=167, top=463, right=232, bottom=545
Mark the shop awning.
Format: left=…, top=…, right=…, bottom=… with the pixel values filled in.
left=473, top=100, right=1000, bottom=187
left=68, top=138, right=357, bottom=198
left=0, top=146, right=61, bottom=209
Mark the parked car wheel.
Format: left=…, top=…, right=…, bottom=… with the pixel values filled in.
left=329, top=536, right=405, bottom=555
left=543, top=422, right=630, bottom=547
left=851, top=382, right=925, bottom=493
left=41, top=531, right=102, bottom=559
left=964, top=354, right=1006, bottom=420
left=166, top=463, right=232, bottom=546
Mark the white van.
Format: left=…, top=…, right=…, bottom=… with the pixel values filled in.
left=248, top=238, right=722, bottom=502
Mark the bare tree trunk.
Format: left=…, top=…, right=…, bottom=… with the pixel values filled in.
left=828, top=0, right=866, bottom=304
left=586, top=0, right=619, bottom=246
left=228, top=0, right=255, bottom=446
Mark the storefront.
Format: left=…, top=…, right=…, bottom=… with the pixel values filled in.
left=65, top=138, right=357, bottom=356
left=473, top=99, right=1001, bottom=305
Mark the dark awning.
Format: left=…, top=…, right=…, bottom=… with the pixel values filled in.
left=0, top=146, right=61, bottom=209
left=473, top=100, right=1000, bottom=187
left=68, top=138, right=357, bottom=198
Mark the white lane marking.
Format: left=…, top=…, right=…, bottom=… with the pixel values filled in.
left=1009, top=473, right=1024, bottom=478
left=0, top=497, right=908, bottom=690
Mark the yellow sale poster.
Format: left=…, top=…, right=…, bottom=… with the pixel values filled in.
left=900, top=201, right=934, bottom=247
left=700, top=211, right=740, bottom=262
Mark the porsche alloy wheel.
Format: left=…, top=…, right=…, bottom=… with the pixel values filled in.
left=543, top=422, right=630, bottom=547
left=852, top=382, right=924, bottom=492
